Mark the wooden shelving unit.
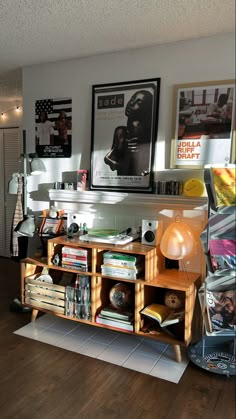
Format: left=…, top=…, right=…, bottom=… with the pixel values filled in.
left=21, top=235, right=200, bottom=362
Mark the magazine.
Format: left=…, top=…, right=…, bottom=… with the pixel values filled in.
left=209, top=167, right=236, bottom=208
left=140, top=304, right=184, bottom=327
left=204, top=271, right=236, bottom=333
left=209, top=239, right=236, bottom=271
left=205, top=289, right=236, bottom=332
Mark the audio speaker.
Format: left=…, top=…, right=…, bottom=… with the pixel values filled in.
left=67, top=213, right=83, bottom=236
left=141, top=219, right=163, bottom=246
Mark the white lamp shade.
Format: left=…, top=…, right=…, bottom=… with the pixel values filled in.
left=160, top=220, right=197, bottom=260
left=30, top=157, right=46, bottom=175
left=8, top=173, right=19, bottom=194
left=15, top=215, right=35, bottom=237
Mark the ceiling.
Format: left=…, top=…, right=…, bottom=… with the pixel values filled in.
left=0, top=0, right=235, bottom=97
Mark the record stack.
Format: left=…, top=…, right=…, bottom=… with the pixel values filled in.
left=96, top=304, right=134, bottom=331
left=61, top=246, right=91, bottom=271
left=101, top=251, right=143, bottom=280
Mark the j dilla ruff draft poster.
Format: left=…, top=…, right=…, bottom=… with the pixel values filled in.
left=35, top=97, right=72, bottom=158
left=172, top=81, right=235, bottom=167
left=90, top=79, right=160, bottom=192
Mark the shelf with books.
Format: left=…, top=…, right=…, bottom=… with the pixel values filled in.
left=20, top=236, right=201, bottom=362
left=138, top=284, right=185, bottom=344
left=94, top=277, right=136, bottom=333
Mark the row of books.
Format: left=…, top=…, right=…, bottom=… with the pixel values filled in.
left=95, top=302, right=185, bottom=332
left=61, top=246, right=91, bottom=272
left=96, top=304, right=134, bottom=331
left=65, top=275, right=91, bottom=320
left=101, top=251, right=144, bottom=280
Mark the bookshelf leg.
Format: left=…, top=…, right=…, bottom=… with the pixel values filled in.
left=173, top=344, right=182, bottom=362
left=31, top=309, right=39, bottom=322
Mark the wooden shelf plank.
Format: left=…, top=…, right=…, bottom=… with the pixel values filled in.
left=49, top=189, right=208, bottom=209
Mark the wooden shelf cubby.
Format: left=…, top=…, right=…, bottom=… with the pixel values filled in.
left=21, top=235, right=201, bottom=362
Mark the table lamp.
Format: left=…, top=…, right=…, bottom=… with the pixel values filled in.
left=160, top=216, right=197, bottom=260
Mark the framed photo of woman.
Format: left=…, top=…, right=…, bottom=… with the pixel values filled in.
left=90, top=78, right=161, bottom=192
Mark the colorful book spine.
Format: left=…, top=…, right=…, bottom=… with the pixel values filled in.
left=62, top=246, right=88, bottom=256
left=100, top=305, right=133, bottom=321
left=103, top=258, right=137, bottom=268
left=62, top=257, right=88, bottom=265
left=62, top=253, right=88, bottom=261
left=98, top=314, right=133, bottom=325
left=103, top=251, right=139, bottom=262
left=101, top=267, right=138, bottom=279
left=95, top=315, right=133, bottom=331
left=62, top=262, right=88, bottom=272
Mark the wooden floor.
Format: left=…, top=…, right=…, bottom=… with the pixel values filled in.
left=0, top=257, right=235, bottom=419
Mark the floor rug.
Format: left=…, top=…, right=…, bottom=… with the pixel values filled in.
left=14, top=314, right=188, bottom=383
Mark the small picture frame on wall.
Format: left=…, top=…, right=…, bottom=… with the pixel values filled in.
left=90, top=78, right=161, bottom=192
left=170, top=80, right=235, bottom=168
left=35, top=97, right=72, bottom=158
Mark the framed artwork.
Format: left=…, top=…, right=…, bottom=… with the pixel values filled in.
left=170, top=80, right=235, bottom=168
left=90, top=78, right=160, bottom=192
left=35, top=97, right=72, bottom=158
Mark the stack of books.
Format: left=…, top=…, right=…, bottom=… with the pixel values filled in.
left=101, top=251, right=143, bottom=280
left=61, top=246, right=91, bottom=271
left=96, top=304, right=134, bottom=331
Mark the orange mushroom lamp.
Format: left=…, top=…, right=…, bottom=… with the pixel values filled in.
left=160, top=217, right=197, bottom=260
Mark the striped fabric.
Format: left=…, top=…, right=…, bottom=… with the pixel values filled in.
left=11, top=176, right=23, bottom=257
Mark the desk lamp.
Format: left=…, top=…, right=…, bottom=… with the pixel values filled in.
left=8, top=130, right=46, bottom=237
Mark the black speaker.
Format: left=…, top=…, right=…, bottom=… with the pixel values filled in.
left=141, top=219, right=163, bottom=246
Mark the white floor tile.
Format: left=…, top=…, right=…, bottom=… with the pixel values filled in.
left=123, top=352, right=158, bottom=374
left=56, top=333, right=89, bottom=351
left=14, top=314, right=188, bottom=383
left=77, top=340, right=108, bottom=358
left=70, top=324, right=99, bottom=339
left=33, top=314, right=57, bottom=327
left=97, top=346, right=133, bottom=366
left=14, top=323, right=46, bottom=339
left=150, top=359, right=188, bottom=383
left=37, top=329, right=66, bottom=345
left=134, top=340, right=167, bottom=359
left=49, top=321, right=80, bottom=334
left=91, top=328, right=119, bottom=345
left=109, top=333, right=143, bottom=350
left=160, top=345, right=188, bottom=365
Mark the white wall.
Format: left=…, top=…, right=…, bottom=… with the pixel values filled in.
left=23, top=32, right=235, bottom=210
left=22, top=33, right=235, bottom=271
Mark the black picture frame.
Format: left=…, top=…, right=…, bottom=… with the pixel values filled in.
left=90, top=78, right=160, bottom=192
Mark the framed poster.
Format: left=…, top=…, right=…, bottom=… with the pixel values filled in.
left=170, top=80, right=235, bottom=168
left=90, top=78, right=160, bottom=192
left=35, top=97, right=72, bottom=158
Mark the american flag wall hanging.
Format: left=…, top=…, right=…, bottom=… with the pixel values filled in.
left=35, top=97, right=72, bottom=158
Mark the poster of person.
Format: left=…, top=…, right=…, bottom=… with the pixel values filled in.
left=171, top=81, right=235, bottom=167
left=35, top=97, right=72, bottom=158
left=90, top=78, right=160, bottom=192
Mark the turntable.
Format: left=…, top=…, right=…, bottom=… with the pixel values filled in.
left=79, top=228, right=139, bottom=245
